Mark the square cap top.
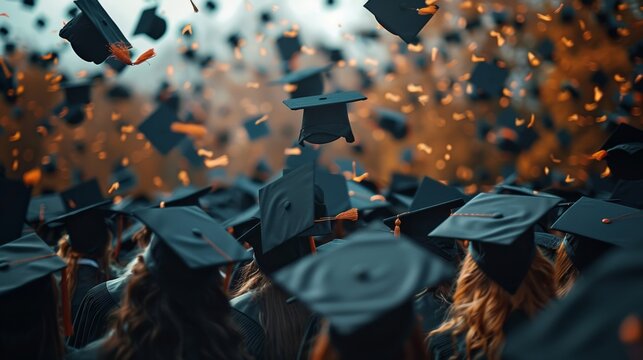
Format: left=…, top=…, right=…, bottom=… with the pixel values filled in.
left=134, top=206, right=252, bottom=270
left=26, top=194, right=66, bottom=223
left=469, top=61, right=509, bottom=99
left=272, top=64, right=332, bottom=85
left=0, top=233, right=67, bottom=296
left=271, top=65, right=332, bottom=98
left=597, top=124, right=643, bottom=180
left=551, top=197, right=643, bottom=246
left=272, top=230, right=453, bottom=336
left=63, top=82, right=92, bottom=106
left=44, top=200, right=113, bottom=255
left=283, top=91, right=366, bottom=110
left=0, top=177, right=31, bottom=245
left=600, top=123, right=643, bottom=150
left=75, top=0, right=130, bottom=46
left=133, top=6, right=167, bottom=41
left=243, top=115, right=270, bottom=140
left=375, top=108, right=408, bottom=140
left=156, top=186, right=211, bottom=208
left=410, top=176, right=464, bottom=211
left=258, top=163, right=329, bottom=253
left=138, top=104, right=186, bottom=155
left=61, top=178, right=104, bottom=210
left=388, top=173, right=418, bottom=196
left=363, top=0, right=439, bottom=44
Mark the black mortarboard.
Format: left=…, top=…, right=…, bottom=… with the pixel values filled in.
left=258, top=163, right=331, bottom=254
left=430, top=193, right=561, bottom=294
left=283, top=91, right=366, bottom=145
left=552, top=197, right=642, bottom=271
left=134, top=206, right=251, bottom=276
left=26, top=194, right=66, bottom=224
left=243, top=115, right=270, bottom=140
left=63, top=82, right=92, bottom=106
left=275, top=35, right=301, bottom=62
left=388, top=173, right=418, bottom=197
left=59, top=0, right=132, bottom=64
left=106, top=84, right=131, bottom=100
left=138, top=104, right=186, bottom=155
left=272, top=231, right=453, bottom=359
left=61, top=178, right=104, bottom=210
left=222, top=204, right=260, bottom=236
left=410, top=177, right=464, bottom=211
left=271, top=64, right=332, bottom=99
left=363, top=0, right=439, bottom=44
left=156, top=186, right=211, bottom=208
left=44, top=200, right=112, bottom=255
left=375, top=108, right=408, bottom=140
left=595, top=123, right=643, bottom=180
left=469, top=61, right=509, bottom=99
left=133, top=7, right=166, bottom=41
left=0, top=233, right=67, bottom=296
left=0, top=178, right=31, bottom=245
left=503, top=246, right=643, bottom=360
left=315, top=169, right=351, bottom=216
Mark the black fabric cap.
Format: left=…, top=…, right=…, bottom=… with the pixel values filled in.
left=0, top=233, right=67, bottom=296
left=598, top=124, right=643, bottom=180
left=61, top=178, right=104, bottom=210
left=133, top=7, right=167, bottom=40
left=283, top=91, right=366, bottom=145
left=271, top=64, right=331, bottom=98
left=503, top=246, right=643, bottom=360
left=59, top=0, right=131, bottom=64
left=0, top=177, right=31, bottom=245
left=430, top=193, right=561, bottom=293
left=469, top=61, right=509, bottom=99
left=375, top=108, right=408, bottom=140
left=410, top=176, right=464, bottom=211
left=315, top=169, right=351, bottom=216
left=272, top=231, right=453, bottom=358
left=26, top=194, right=66, bottom=224
left=44, top=200, right=112, bottom=255
left=138, top=104, right=186, bottom=155
left=243, top=115, right=270, bottom=140
left=363, top=0, right=439, bottom=44
left=388, top=173, right=418, bottom=196
left=276, top=35, right=301, bottom=62
left=63, top=82, right=92, bottom=106
left=156, top=186, right=211, bottom=208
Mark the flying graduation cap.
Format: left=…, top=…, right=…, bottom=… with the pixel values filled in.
left=374, top=108, right=408, bottom=140
left=138, top=104, right=186, bottom=155
left=283, top=91, right=367, bottom=145
left=592, top=124, right=643, bottom=180
left=363, top=0, right=439, bottom=44
left=243, top=115, right=270, bottom=140
left=270, top=64, right=332, bottom=99
left=0, top=177, right=31, bottom=245
left=133, top=7, right=167, bottom=40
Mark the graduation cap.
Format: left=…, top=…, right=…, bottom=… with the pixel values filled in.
left=243, top=115, right=270, bottom=140
left=0, top=177, right=31, bottom=245
left=0, top=233, right=67, bottom=296
left=270, top=64, right=332, bottom=99
left=133, top=7, right=167, bottom=40
left=283, top=91, right=367, bottom=145
left=347, top=180, right=390, bottom=212
left=221, top=204, right=260, bottom=236
left=430, top=193, right=561, bottom=294
left=108, top=166, right=137, bottom=195
left=388, top=173, right=419, bottom=197
left=363, top=0, right=439, bottom=44
left=275, top=35, right=301, bottom=62
left=26, top=194, right=66, bottom=225
left=503, top=246, right=643, bottom=360
left=61, top=178, right=104, bottom=211
left=63, top=82, right=92, bottom=106
left=156, top=186, right=211, bottom=208
left=59, top=0, right=132, bottom=64
left=272, top=231, right=453, bottom=359
left=44, top=200, right=113, bottom=255
left=552, top=197, right=642, bottom=272
left=138, top=104, right=186, bottom=155
left=469, top=61, right=509, bottom=100
left=593, top=124, right=643, bottom=180
left=410, top=177, right=464, bottom=211
left=315, top=169, right=351, bottom=216
left=284, top=143, right=320, bottom=170
left=134, top=206, right=252, bottom=286
left=374, top=108, right=408, bottom=140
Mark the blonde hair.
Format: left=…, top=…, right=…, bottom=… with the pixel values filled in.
left=554, top=243, right=579, bottom=298
left=428, top=250, right=555, bottom=360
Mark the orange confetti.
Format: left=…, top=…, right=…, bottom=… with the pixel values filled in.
left=594, top=86, right=603, bottom=102
left=204, top=155, right=229, bottom=168
left=284, top=147, right=302, bottom=156
left=23, top=168, right=42, bottom=186
left=471, top=54, right=486, bottom=62
left=490, top=31, right=505, bottom=47
left=406, top=84, right=423, bottom=93
left=561, top=37, right=574, bottom=48
left=178, top=170, right=190, bottom=186
left=182, top=24, right=193, bottom=36
left=528, top=52, right=540, bottom=67
left=197, top=149, right=214, bottom=158
left=108, top=182, right=120, bottom=194
left=600, top=166, right=611, bottom=178
left=254, top=114, right=269, bottom=125
left=553, top=4, right=564, bottom=14
left=417, top=143, right=432, bottom=154
left=407, top=43, right=424, bottom=52
left=417, top=5, right=438, bottom=15
left=170, top=122, right=208, bottom=137
left=544, top=166, right=550, bottom=175
left=527, top=114, right=535, bottom=128
left=283, top=83, right=298, bottom=93
left=550, top=154, right=562, bottom=163
left=537, top=13, right=552, bottom=21
left=591, top=150, right=608, bottom=161
left=353, top=172, right=369, bottom=183
left=515, top=117, right=526, bottom=126
left=385, top=92, right=401, bottom=102
left=9, top=131, right=21, bottom=142
left=564, top=174, right=575, bottom=183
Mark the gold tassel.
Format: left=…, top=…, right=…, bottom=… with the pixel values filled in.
left=334, top=208, right=358, bottom=221
left=109, top=43, right=156, bottom=66
left=417, top=5, right=439, bottom=15
left=394, top=217, right=401, bottom=239
left=591, top=149, right=607, bottom=161
left=309, top=236, right=317, bottom=254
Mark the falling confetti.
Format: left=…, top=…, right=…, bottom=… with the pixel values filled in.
left=108, top=182, right=120, bottom=194
left=205, top=155, right=229, bottom=168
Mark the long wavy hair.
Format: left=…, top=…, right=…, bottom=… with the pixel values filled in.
left=311, top=321, right=428, bottom=360
left=427, top=250, right=555, bottom=360
left=57, top=235, right=111, bottom=300
left=233, top=260, right=312, bottom=360
left=101, top=257, right=249, bottom=360
left=554, top=243, right=579, bottom=298
left=0, top=275, right=65, bottom=360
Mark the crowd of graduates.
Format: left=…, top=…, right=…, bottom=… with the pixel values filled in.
left=1, top=0, right=642, bottom=359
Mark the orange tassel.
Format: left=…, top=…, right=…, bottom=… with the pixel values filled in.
left=60, top=267, right=73, bottom=337
left=393, top=217, right=401, bottom=239
left=591, top=149, right=607, bottom=161
left=109, top=43, right=156, bottom=66
left=417, top=5, right=439, bottom=15
left=309, top=236, right=317, bottom=254
left=334, top=208, right=358, bottom=221
left=189, top=0, right=199, bottom=12
left=223, top=263, right=233, bottom=294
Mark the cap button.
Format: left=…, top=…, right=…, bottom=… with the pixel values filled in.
left=283, top=200, right=291, bottom=210
left=192, top=228, right=203, bottom=237
left=352, top=266, right=370, bottom=282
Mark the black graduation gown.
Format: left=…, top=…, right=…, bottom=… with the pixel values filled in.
left=66, top=338, right=106, bottom=360
left=427, top=311, right=529, bottom=360
left=72, top=264, right=105, bottom=320
left=67, top=275, right=128, bottom=348
left=230, top=291, right=266, bottom=360
left=414, top=289, right=450, bottom=333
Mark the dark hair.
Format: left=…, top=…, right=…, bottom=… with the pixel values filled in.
left=233, top=260, right=312, bottom=360
left=57, top=234, right=111, bottom=301
left=101, top=255, right=249, bottom=360
left=0, top=275, right=65, bottom=360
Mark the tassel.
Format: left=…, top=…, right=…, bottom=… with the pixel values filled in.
left=223, top=263, right=233, bottom=294
left=591, top=149, right=607, bottom=161
left=309, top=236, right=317, bottom=254
left=417, top=5, right=439, bottom=15
left=393, top=217, right=401, bottom=239
left=335, top=208, right=358, bottom=221
left=189, top=0, right=199, bottom=12
left=60, top=267, right=73, bottom=337
left=109, top=43, right=156, bottom=66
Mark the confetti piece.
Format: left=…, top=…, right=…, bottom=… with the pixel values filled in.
left=283, top=83, right=298, bottom=93
left=536, top=13, right=552, bottom=21
left=417, top=143, right=433, bottom=154
left=284, top=147, right=302, bottom=156
left=246, top=82, right=260, bottom=89
left=353, top=172, right=369, bottom=183
left=515, top=117, right=525, bottom=126
left=197, top=149, right=214, bottom=158
left=120, top=125, right=135, bottom=133
left=418, top=95, right=429, bottom=105
left=596, top=115, right=607, bottom=123
left=471, top=54, right=486, bottom=62
left=384, top=92, right=401, bottom=102
left=544, top=166, right=550, bottom=175
left=182, top=24, right=193, bottom=36
left=591, top=150, right=607, bottom=161
left=527, top=113, right=535, bottom=128
left=406, top=84, right=423, bottom=93
left=204, top=155, right=229, bottom=168
left=490, top=31, right=505, bottom=47
left=561, top=37, right=574, bottom=48
left=9, top=131, right=21, bottom=142
left=178, top=170, right=190, bottom=186
left=23, top=168, right=42, bottom=186
left=600, top=166, right=611, bottom=178
left=594, top=86, right=603, bottom=102
left=550, top=154, right=562, bottom=163
left=564, top=174, right=575, bottom=183
left=528, top=52, right=540, bottom=67
left=431, top=47, right=438, bottom=61
left=568, top=114, right=579, bottom=122
left=108, top=182, right=120, bottom=194
left=254, top=114, right=269, bottom=125
left=553, top=4, right=564, bottom=13
left=407, top=43, right=423, bottom=52
left=0, top=13, right=8, bottom=17
left=170, top=122, right=208, bottom=137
